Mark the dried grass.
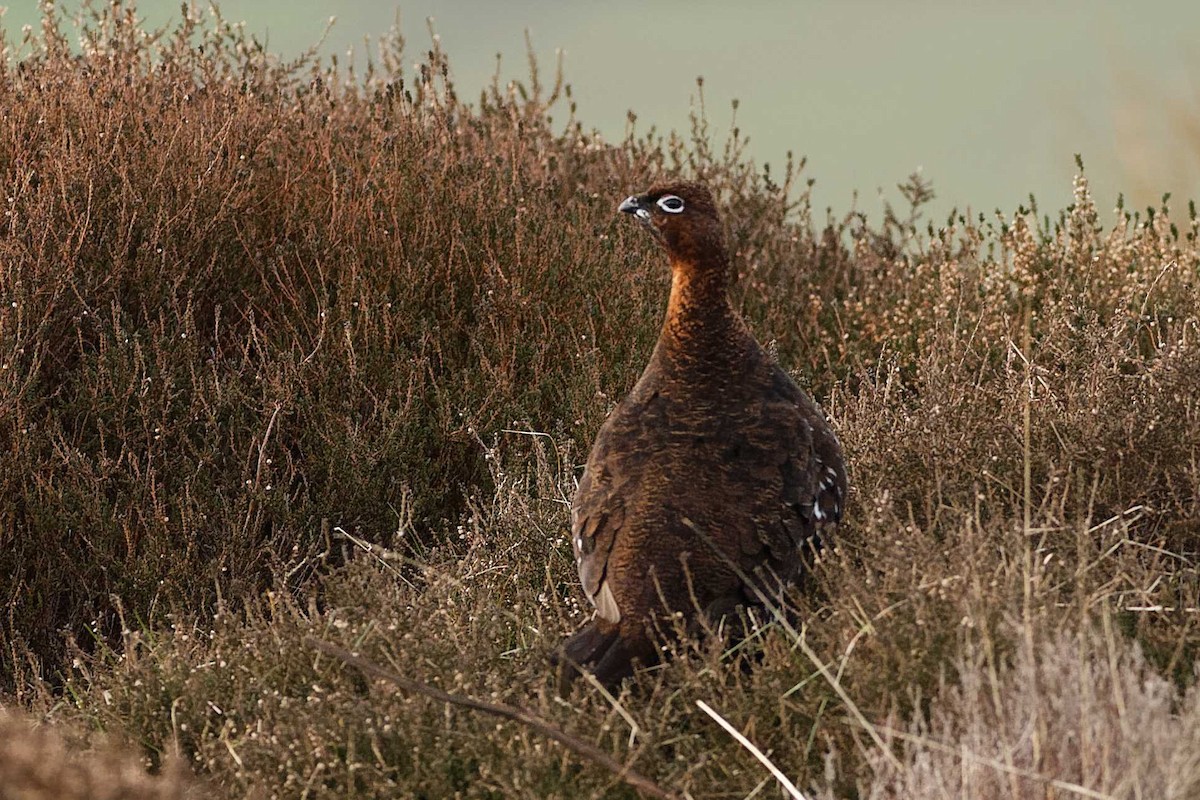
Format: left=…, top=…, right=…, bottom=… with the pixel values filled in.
left=1, top=3, right=1198, bottom=798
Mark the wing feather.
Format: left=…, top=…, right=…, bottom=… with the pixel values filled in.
left=571, top=439, right=628, bottom=623
left=760, top=369, right=847, bottom=567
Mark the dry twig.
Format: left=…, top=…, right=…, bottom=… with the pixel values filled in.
left=695, top=700, right=808, bottom=800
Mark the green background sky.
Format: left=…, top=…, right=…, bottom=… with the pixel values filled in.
left=5, top=1, right=1200, bottom=220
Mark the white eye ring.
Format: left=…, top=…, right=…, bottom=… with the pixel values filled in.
left=656, top=195, right=685, bottom=214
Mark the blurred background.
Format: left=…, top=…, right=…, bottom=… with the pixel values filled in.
left=5, top=0, right=1200, bottom=220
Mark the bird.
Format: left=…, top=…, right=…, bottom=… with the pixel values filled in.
left=557, top=181, right=847, bottom=689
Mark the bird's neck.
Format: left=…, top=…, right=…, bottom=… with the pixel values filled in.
left=657, top=255, right=748, bottom=360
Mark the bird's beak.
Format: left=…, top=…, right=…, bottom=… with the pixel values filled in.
left=618, top=195, right=651, bottom=221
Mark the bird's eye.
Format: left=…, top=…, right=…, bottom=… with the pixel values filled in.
left=656, top=195, right=685, bottom=214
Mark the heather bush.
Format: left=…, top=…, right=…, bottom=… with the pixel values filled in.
left=2, top=3, right=1198, bottom=798
left=0, top=707, right=195, bottom=799
left=857, top=625, right=1200, bottom=800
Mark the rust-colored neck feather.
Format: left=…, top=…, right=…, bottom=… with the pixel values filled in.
left=656, top=243, right=750, bottom=369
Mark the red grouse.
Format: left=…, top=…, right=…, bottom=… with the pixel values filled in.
left=559, top=182, right=847, bottom=688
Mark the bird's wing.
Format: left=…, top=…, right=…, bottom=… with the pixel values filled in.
left=808, top=422, right=847, bottom=527
left=753, top=370, right=847, bottom=564
left=571, top=459, right=624, bottom=623
left=571, top=391, right=663, bottom=623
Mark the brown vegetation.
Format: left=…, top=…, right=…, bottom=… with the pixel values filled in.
left=0, top=708, right=195, bottom=800
left=1, top=4, right=1197, bottom=798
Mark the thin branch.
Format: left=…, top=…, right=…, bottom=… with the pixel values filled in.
left=695, top=700, right=808, bottom=800
left=303, top=637, right=680, bottom=800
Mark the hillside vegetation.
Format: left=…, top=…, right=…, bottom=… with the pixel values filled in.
left=1, top=5, right=1198, bottom=798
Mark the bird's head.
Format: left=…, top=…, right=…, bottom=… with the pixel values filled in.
left=618, top=181, right=726, bottom=269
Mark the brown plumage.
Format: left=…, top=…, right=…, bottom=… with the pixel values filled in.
left=557, top=181, right=847, bottom=688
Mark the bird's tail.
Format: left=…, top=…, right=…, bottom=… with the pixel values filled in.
left=554, top=619, right=657, bottom=691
